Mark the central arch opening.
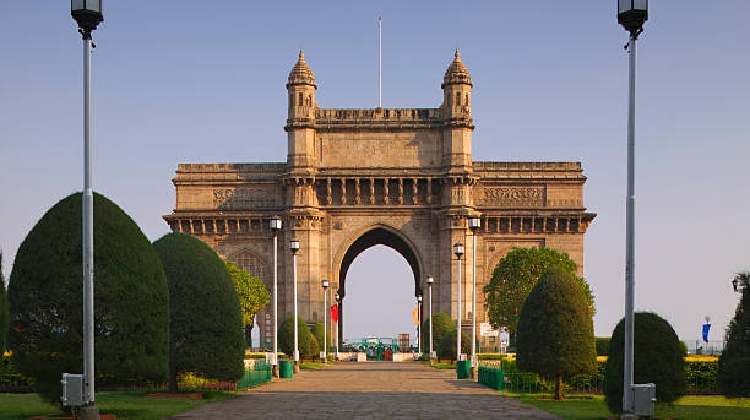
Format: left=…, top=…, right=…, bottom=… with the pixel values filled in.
left=343, top=245, right=416, bottom=341
left=336, top=227, right=423, bottom=350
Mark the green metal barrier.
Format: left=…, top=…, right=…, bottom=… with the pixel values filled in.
left=478, top=364, right=504, bottom=390
left=237, top=361, right=272, bottom=390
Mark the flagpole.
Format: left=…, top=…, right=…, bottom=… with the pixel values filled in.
left=378, top=15, right=382, bottom=108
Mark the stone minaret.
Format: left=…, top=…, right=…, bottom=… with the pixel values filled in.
left=285, top=51, right=318, bottom=173
left=441, top=50, right=474, bottom=174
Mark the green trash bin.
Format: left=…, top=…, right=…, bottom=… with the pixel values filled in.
left=456, top=360, right=471, bottom=379
left=279, top=360, right=294, bottom=378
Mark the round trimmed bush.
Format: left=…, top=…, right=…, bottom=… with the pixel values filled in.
left=278, top=317, right=316, bottom=360
left=437, top=329, right=470, bottom=361
left=604, top=312, right=686, bottom=414
left=8, top=192, right=169, bottom=405
left=516, top=268, right=596, bottom=400
left=422, top=312, right=455, bottom=358
left=153, top=232, right=244, bottom=392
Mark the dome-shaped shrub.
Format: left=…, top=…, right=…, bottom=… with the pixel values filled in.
left=604, top=312, right=686, bottom=414
left=516, top=268, right=596, bottom=400
left=153, top=232, right=244, bottom=392
left=8, top=192, right=169, bottom=404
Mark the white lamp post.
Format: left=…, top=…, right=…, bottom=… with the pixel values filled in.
left=289, top=239, right=300, bottom=372
left=617, top=0, right=648, bottom=416
left=468, top=216, right=480, bottom=376
left=270, top=216, right=282, bottom=377
left=427, top=275, right=434, bottom=363
left=321, top=279, right=329, bottom=363
left=335, top=293, right=341, bottom=359
left=71, top=1, right=102, bottom=417
left=417, top=295, right=423, bottom=356
left=454, top=242, right=464, bottom=363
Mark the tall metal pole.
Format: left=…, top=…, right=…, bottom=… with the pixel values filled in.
left=471, top=231, right=477, bottom=364
left=378, top=16, right=382, bottom=108
left=272, top=229, right=279, bottom=377
left=417, top=297, right=422, bottom=355
left=623, top=30, right=638, bottom=414
left=323, top=284, right=328, bottom=362
left=335, top=294, right=340, bottom=359
left=428, top=282, right=433, bottom=358
left=293, top=252, right=299, bottom=372
left=456, top=256, right=462, bottom=361
left=82, top=32, right=95, bottom=406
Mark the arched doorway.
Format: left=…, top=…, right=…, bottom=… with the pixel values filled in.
left=343, top=245, right=415, bottom=342
left=335, top=226, right=423, bottom=344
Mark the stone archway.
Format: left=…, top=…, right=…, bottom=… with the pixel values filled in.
left=164, top=51, right=596, bottom=349
left=335, top=226, right=424, bottom=341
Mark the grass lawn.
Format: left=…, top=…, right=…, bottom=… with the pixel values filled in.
left=510, top=393, right=750, bottom=420
left=0, top=394, right=59, bottom=419
left=299, top=361, right=327, bottom=370
left=0, top=390, right=234, bottom=420
left=429, top=362, right=456, bottom=369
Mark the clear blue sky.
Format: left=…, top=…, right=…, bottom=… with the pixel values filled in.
left=2, top=1, right=749, bottom=345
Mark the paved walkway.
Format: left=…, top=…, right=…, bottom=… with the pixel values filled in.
left=169, top=362, right=560, bottom=419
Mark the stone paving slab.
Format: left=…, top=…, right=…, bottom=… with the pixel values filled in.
left=169, top=362, right=561, bottom=419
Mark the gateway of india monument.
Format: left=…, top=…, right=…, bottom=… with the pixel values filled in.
left=163, top=51, right=595, bottom=348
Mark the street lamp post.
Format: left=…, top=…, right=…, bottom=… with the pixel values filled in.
left=468, top=216, right=480, bottom=377
left=732, top=274, right=748, bottom=293
left=454, top=242, right=464, bottom=363
left=270, top=216, right=282, bottom=377
left=322, top=280, right=329, bottom=363
left=71, top=1, right=103, bottom=417
left=289, top=239, right=300, bottom=373
left=335, top=293, right=341, bottom=359
left=617, top=0, right=648, bottom=416
left=417, top=295, right=423, bottom=356
left=427, top=275, right=434, bottom=363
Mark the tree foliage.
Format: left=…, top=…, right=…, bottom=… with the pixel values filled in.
left=718, top=272, right=750, bottom=397
left=225, top=262, right=270, bottom=328
left=8, top=192, right=170, bottom=405
left=604, top=312, right=686, bottom=414
left=483, top=247, right=593, bottom=334
left=421, top=312, right=455, bottom=357
left=437, top=329, right=471, bottom=361
left=278, top=317, right=317, bottom=359
left=311, top=322, right=329, bottom=352
left=225, top=261, right=270, bottom=348
left=153, top=232, right=244, bottom=392
left=0, top=253, right=9, bottom=351
left=516, top=268, right=597, bottom=400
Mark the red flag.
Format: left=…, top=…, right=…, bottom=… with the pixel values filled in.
left=331, top=305, right=339, bottom=322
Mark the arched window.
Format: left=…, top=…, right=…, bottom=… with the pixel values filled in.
left=298, top=92, right=303, bottom=107
left=455, top=92, right=461, bottom=107
left=230, top=250, right=269, bottom=288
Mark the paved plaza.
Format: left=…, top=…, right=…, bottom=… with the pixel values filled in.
left=169, top=362, right=560, bottom=419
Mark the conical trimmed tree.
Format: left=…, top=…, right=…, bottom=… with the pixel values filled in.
left=516, top=268, right=596, bottom=400
left=0, top=253, right=9, bottom=351
left=718, top=272, right=750, bottom=397
left=8, top=192, right=169, bottom=405
left=604, top=312, right=686, bottom=414
left=153, top=232, right=244, bottom=392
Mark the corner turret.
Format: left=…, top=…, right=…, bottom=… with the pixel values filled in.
left=441, top=50, right=473, bottom=121
left=285, top=51, right=318, bottom=171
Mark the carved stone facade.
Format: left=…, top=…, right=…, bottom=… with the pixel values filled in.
left=164, top=51, right=595, bottom=348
